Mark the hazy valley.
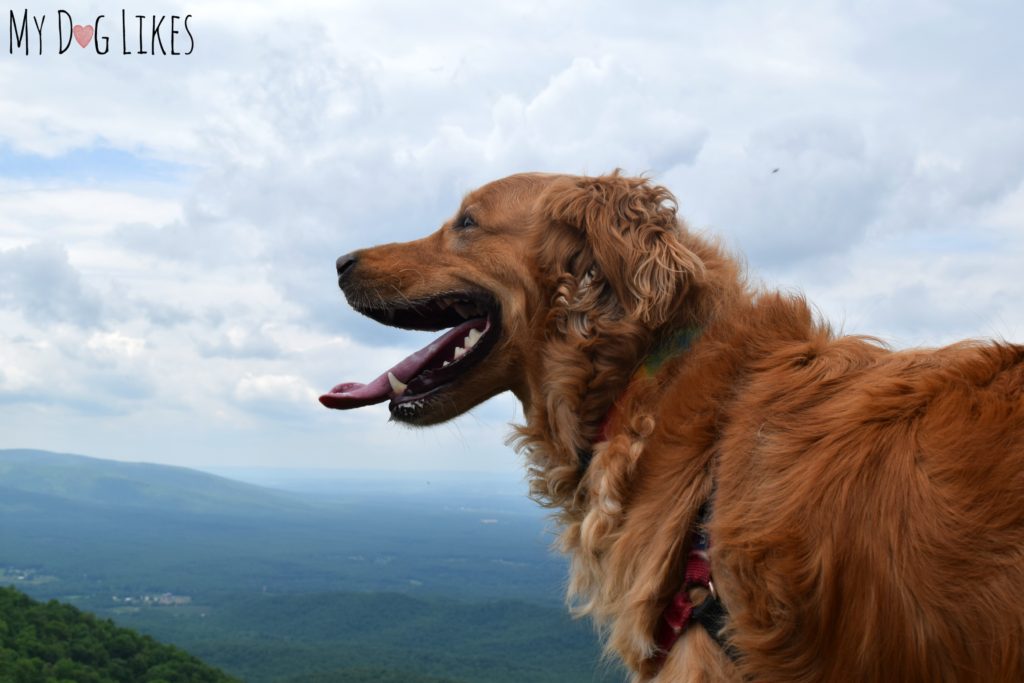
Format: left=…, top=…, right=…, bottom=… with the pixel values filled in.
left=0, top=449, right=621, bottom=682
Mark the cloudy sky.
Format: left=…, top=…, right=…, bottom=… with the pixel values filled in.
left=1, top=0, right=1021, bottom=474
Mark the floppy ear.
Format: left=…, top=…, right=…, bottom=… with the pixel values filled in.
left=538, top=171, right=704, bottom=328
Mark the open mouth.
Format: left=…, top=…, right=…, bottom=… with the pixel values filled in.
left=319, top=293, right=500, bottom=419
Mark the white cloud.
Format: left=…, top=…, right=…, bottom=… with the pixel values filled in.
left=86, top=331, right=146, bottom=360
left=233, top=373, right=319, bottom=417
left=0, top=241, right=103, bottom=327
left=197, top=323, right=282, bottom=359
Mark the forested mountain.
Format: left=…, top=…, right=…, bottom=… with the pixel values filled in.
left=0, top=586, right=236, bottom=682
left=116, top=592, right=612, bottom=683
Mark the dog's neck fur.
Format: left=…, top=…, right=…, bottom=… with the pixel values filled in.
left=510, top=227, right=823, bottom=672
left=512, top=228, right=745, bottom=516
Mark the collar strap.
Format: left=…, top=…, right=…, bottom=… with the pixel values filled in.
left=651, top=504, right=737, bottom=671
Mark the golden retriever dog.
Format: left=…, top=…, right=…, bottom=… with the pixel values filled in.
left=320, top=171, right=1024, bottom=682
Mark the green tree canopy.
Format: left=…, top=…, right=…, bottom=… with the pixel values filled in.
left=0, top=587, right=236, bottom=683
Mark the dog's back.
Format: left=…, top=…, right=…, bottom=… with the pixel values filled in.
left=713, top=338, right=1024, bottom=681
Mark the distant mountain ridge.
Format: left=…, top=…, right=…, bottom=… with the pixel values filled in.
left=0, top=447, right=569, bottom=602
left=0, top=448, right=313, bottom=516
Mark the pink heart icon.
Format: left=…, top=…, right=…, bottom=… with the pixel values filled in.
left=73, top=24, right=94, bottom=48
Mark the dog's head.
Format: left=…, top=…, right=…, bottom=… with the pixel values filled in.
left=320, top=171, right=703, bottom=426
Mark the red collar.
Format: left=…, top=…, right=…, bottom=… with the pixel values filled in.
left=651, top=508, right=728, bottom=669
left=651, top=511, right=716, bottom=667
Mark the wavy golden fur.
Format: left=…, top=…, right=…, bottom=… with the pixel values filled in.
left=334, top=171, right=1024, bottom=681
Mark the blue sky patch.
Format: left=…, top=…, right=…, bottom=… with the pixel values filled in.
left=0, top=144, right=188, bottom=184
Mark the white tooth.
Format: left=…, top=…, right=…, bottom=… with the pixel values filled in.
left=442, top=361, right=450, bottom=367
left=388, top=372, right=407, bottom=396
left=453, top=346, right=466, bottom=359
left=466, top=328, right=482, bottom=348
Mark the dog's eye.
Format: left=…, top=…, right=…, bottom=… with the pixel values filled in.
left=456, top=214, right=476, bottom=230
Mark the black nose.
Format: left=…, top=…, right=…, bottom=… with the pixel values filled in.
left=336, top=252, right=358, bottom=282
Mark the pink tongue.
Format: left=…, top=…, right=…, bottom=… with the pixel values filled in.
left=319, top=318, right=484, bottom=410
